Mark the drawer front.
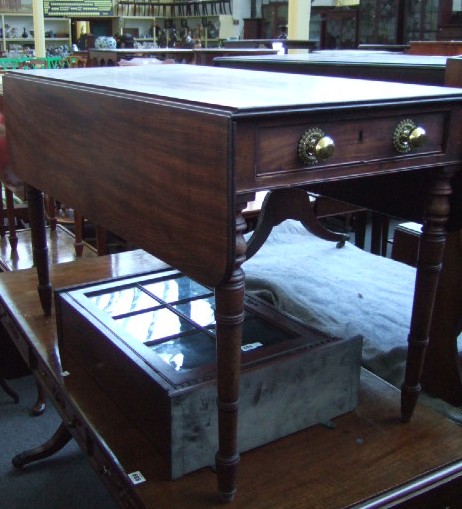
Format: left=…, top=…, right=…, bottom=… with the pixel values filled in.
left=234, top=106, right=458, bottom=193
left=256, top=112, right=445, bottom=176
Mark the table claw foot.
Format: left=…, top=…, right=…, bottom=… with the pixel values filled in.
left=11, top=422, right=72, bottom=468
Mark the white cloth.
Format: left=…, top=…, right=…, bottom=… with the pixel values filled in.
left=243, top=220, right=462, bottom=423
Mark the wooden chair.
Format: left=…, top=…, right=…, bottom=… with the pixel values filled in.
left=44, top=198, right=108, bottom=256
left=61, top=55, right=87, bottom=68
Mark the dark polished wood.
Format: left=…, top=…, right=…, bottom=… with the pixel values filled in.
left=407, top=40, right=462, bottom=56
left=222, top=39, right=318, bottom=52
left=214, top=51, right=449, bottom=85
left=246, top=189, right=348, bottom=260
left=12, top=422, right=72, bottom=468
left=2, top=253, right=462, bottom=508
left=88, top=48, right=195, bottom=66
left=193, top=48, right=278, bottom=66
left=4, top=65, right=462, bottom=501
left=88, top=48, right=278, bottom=67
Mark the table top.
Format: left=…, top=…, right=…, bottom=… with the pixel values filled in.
left=89, top=48, right=193, bottom=54
left=223, top=39, right=318, bottom=50
left=214, top=51, right=451, bottom=85
left=215, top=50, right=449, bottom=68
left=6, top=64, right=461, bottom=111
left=89, top=48, right=278, bottom=55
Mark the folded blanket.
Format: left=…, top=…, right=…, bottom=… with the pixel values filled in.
left=243, top=219, right=462, bottom=423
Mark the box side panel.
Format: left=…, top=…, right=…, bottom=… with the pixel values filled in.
left=57, top=294, right=174, bottom=477
left=171, top=336, right=362, bottom=478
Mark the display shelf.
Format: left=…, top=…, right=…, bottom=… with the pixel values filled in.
left=118, top=14, right=236, bottom=48
left=119, top=16, right=155, bottom=42
left=0, top=15, right=71, bottom=56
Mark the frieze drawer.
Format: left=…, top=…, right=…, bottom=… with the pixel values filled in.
left=255, top=112, right=446, bottom=177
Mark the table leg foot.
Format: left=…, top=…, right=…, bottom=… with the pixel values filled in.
left=216, top=452, right=239, bottom=503
left=400, top=384, right=420, bottom=423
left=12, top=422, right=72, bottom=468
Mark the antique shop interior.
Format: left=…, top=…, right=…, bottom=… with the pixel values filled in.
left=3, top=0, right=462, bottom=508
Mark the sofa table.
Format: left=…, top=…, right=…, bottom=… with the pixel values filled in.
left=4, top=64, right=462, bottom=502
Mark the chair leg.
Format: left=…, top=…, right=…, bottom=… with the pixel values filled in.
left=44, top=195, right=58, bottom=231
left=73, top=211, right=85, bottom=257
left=0, top=183, right=6, bottom=237
left=5, top=186, right=18, bottom=250
left=96, top=225, right=108, bottom=256
left=31, top=376, right=46, bottom=416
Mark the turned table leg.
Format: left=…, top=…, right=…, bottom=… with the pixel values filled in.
left=5, top=186, right=18, bottom=250
left=27, top=185, right=52, bottom=316
left=31, top=376, right=46, bottom=416
left=12, top=421, right=72, bottom=468
left=401, top=169, right=454, bottom=422
left=214, top=207, right=247, bottom=502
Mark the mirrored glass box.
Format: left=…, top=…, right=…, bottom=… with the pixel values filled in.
left=55, top=269, right=362, bottom=479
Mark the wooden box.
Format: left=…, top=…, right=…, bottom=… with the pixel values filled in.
left=55, top=269, right=362, bottom=479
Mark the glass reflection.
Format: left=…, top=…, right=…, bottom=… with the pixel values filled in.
left=143, top=276, right=211, bottom=303
left=114, top=308, right=195, bottom=342
left=173, top=296, right=215, bottom=327
left=85, top=272, right=296, bottom=374
left=151, top=331, right=216, bottom=371
left=88, top=286, right=157, bottom=317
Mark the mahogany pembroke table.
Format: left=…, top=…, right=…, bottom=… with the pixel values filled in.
left=4, top=65, right=462, bottom=502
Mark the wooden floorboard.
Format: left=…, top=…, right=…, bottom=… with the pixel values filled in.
left=1, top=251, right=462, bottom=508
left=0, top=224, right=97, bottom=272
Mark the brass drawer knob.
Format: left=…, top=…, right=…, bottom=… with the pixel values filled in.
left=393, top=119, right=427, bottom=154
left=298, top=127, right=335, bottom=165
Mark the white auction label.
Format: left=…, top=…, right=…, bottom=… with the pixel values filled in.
left=128, top=471, right=146, bottom=484
left=241, top=342, right=263, bottom=352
